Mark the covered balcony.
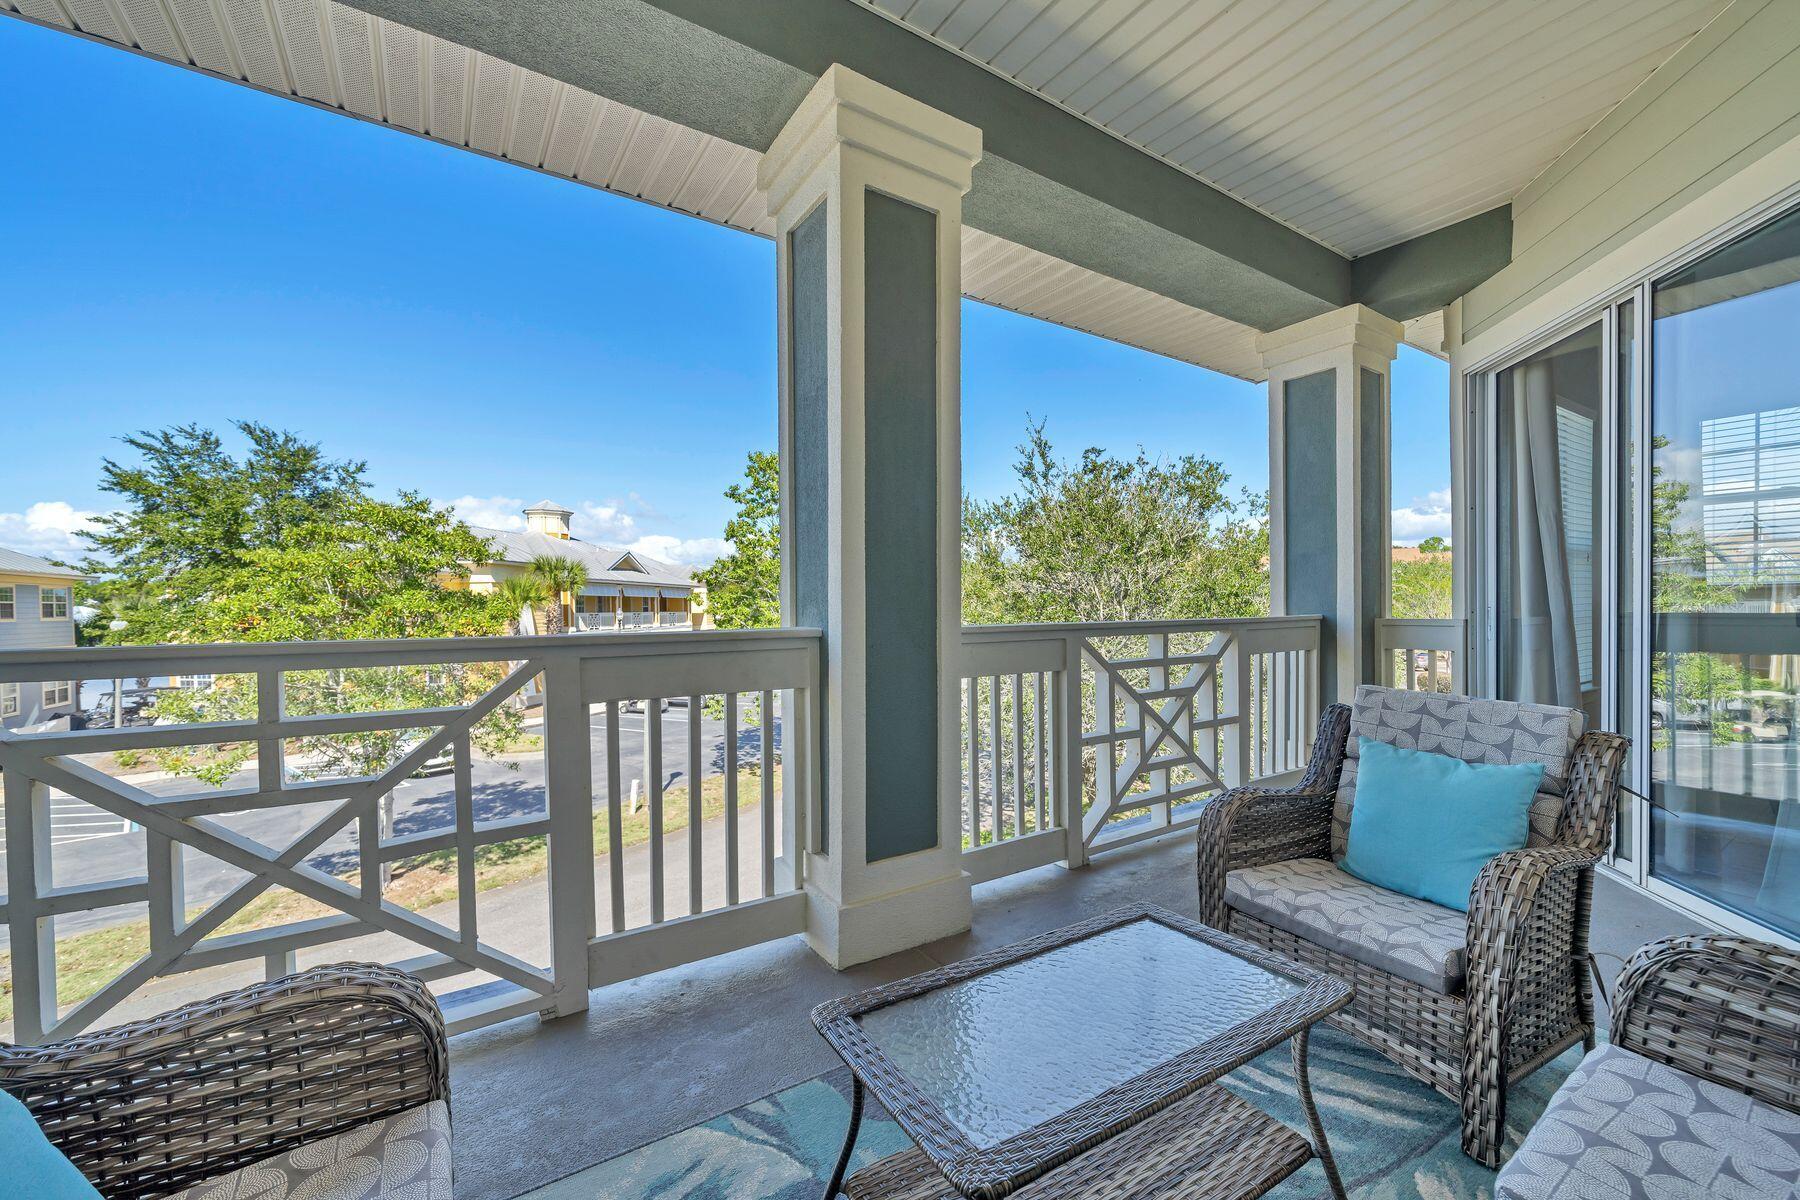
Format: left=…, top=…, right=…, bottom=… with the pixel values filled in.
left=4, top=2, right=1799, bottom=1199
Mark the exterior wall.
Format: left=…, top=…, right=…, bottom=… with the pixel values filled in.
left=1461, top=0, right=1800, bottom=349
left=0, top=576, right=79, bottom=730
left=0, top=580, right=78, bottom=652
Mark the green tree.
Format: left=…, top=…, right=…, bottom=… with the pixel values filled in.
left=1417, top=535, right=1449, bottom=554
left=528, top=555, right=588, bottom=635
left=81, top=422, right=366, bottom=604
left=1391, top=548, right=1453, bottom=620
left=495, top=576, right=550, bottom=635
left=696, top=450, right=781, bottom=629
left=962, top=422, right=1268, bottom=624
left=86, top=424, right=522, bottom=784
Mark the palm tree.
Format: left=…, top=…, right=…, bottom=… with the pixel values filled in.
left=528, top=555, right=588, bottom=635
left=494, top=576, right=550, bottom=635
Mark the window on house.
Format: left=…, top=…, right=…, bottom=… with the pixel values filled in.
left=43, top=680, right=72, bottom=707
left=1, top=683, right=18, bottom=718
left=0, top=585, right=13, bottom=619
left=41, top=587, right=69, bottom=619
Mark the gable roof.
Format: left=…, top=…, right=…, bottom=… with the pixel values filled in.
left=468, top=527, right=695, bottom=589
left=0, top=545, right=85, bottom=581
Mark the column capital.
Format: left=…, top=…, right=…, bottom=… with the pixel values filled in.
left=757, top=64, right=982, bottom=225
left=1256, top=303, right=1403, bottom=379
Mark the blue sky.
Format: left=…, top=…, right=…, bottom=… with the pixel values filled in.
left=0, top=15, right=1450, bottom=566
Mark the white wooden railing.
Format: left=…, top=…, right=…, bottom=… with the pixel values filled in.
left=959, top=616, right=1322, bottom=873
left=1375, top=617, right=1465, bottom=694
left=0, top=629, right=817, bottom=1043
left=0, top=615, right=1319, bottom=1044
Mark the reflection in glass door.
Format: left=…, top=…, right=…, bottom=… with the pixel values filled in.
left=1649, top=205, right=1800, bottom=939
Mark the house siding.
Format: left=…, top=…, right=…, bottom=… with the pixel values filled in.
left=0, top=578, right=80, bottom=731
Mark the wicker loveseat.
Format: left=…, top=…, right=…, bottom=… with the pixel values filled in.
left=1197, top=685, right=1627, bottom=1166
left=1496, top=934, right=1800, bottom=1197
left=0, top=963, right=449, bottom=1200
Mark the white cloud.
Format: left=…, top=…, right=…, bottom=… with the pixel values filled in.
left=572, top=501, right=641, bottom=543
left=625, top=535, right=731, bottom=569
left=0, top=501, right=105, bottom=560
left=445, top=495, right=527, bottom=531
left=1391, top=488, right=1453, bottom=545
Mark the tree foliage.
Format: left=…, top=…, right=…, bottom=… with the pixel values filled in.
left=82, top=422, right=367, bottom=598
left=1391, top=549, right=1453, bottom=620
left=695, top=450, right=781, bottom=630
left=82, top=424, right=522, bottom=784
left=962, top=422, right=1269, bottom=624
left=528, top=555, right=588, bottom=636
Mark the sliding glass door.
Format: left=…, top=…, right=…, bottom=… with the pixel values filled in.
left=1648, top=206, right=1800, bottom=938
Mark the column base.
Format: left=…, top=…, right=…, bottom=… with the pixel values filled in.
left=804, top=869, right=973, bottom=970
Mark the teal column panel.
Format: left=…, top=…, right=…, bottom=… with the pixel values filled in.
left=1283, top=369, right=1338, bottom=702
left=861, top=189, right=940, bottom=862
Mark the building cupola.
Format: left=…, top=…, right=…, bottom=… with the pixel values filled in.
left=524, top=500, right=574, bottom=539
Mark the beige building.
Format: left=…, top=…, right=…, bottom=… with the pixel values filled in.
left=461, top=501, right=708, bottom=633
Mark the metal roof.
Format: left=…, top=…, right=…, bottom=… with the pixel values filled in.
left=0, top=545, right=84, bottom=579
left=469, top=527, right=695, bottom=589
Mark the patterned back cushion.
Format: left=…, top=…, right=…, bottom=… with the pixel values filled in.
left=1332, top=685, right=1586, bottom=860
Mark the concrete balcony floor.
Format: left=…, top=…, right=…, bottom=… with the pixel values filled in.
left=446, top=830, right=1714, bottom=1200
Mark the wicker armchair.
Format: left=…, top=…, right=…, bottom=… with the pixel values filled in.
left=0, top=963, right=448, bottom=1200
left=1197, top=687, right=1628, bottom=1167
left=1496, top=934, right=1800, bottom=1196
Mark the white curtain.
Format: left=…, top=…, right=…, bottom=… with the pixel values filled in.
left=1509, top=359, right=1584, bottom=708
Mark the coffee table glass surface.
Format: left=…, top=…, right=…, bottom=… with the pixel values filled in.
left=812, top=903, right=1352, bottom=1200
left=855, top=917, right=1302, bottom=1149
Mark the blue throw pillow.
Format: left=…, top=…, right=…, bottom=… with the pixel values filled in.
left=1341, top=737, right=1545, bottom=912
left=0, top=1086, right=101, bottom=1200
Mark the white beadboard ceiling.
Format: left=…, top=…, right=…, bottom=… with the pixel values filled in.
left=858, top=0, right=1728, bottom=257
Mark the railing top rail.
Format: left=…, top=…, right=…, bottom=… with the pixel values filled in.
left=1375, top=617, right=1466, bottom=629
left=961, top=614, right=1324, bottom=640
left=0, top=627, right=823, bottom=681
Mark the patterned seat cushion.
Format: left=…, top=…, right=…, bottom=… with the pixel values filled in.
left=1495, top=1044, right=1800, bottom=1199
left=1224, top=857, right=1467, bottom=993
left=1332, top=685, right=1586, bottom=860
left=161, top=1100, right=451, bottom=1200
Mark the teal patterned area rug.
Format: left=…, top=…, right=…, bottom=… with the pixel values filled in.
left=526, top=1026, right=1583, bottom=1199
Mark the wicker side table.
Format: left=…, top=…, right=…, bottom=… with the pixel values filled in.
left=812, top=904, right=1352, bottom=1200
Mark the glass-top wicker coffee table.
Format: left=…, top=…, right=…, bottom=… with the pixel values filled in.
left=811, top=903, right=1353, bottom=1200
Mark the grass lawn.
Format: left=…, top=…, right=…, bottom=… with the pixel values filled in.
left=1, top=764, right=779, bottom=1025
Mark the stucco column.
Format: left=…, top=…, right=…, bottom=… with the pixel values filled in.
left=759, top=66, right=980, bottom=969
left=1261, top=304, right=1402, bottom=704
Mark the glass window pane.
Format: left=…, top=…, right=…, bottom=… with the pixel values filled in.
left=1649, top=204, right=1800, bottom=938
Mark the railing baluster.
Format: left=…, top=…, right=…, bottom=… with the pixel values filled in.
left=724, top=692, right=740, bottom=908
left=965, top=675, right=978, bottom=846
left=1034, top=672, right=1047, bottom=833
left=760, top=688, right=775, bottom=898
left=5, top=768, right=54, bottom=1043
left=687, top=693, right=703, bottom=916
left=1015, top=672, right=1029, bottom=841
left=993, top=676, right=1008, bottom=845
left=647, top=700, right=664, bottom=924
left=605, top=700, right=625, bottom=933
left=454, top=735, right=477, bottom=948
